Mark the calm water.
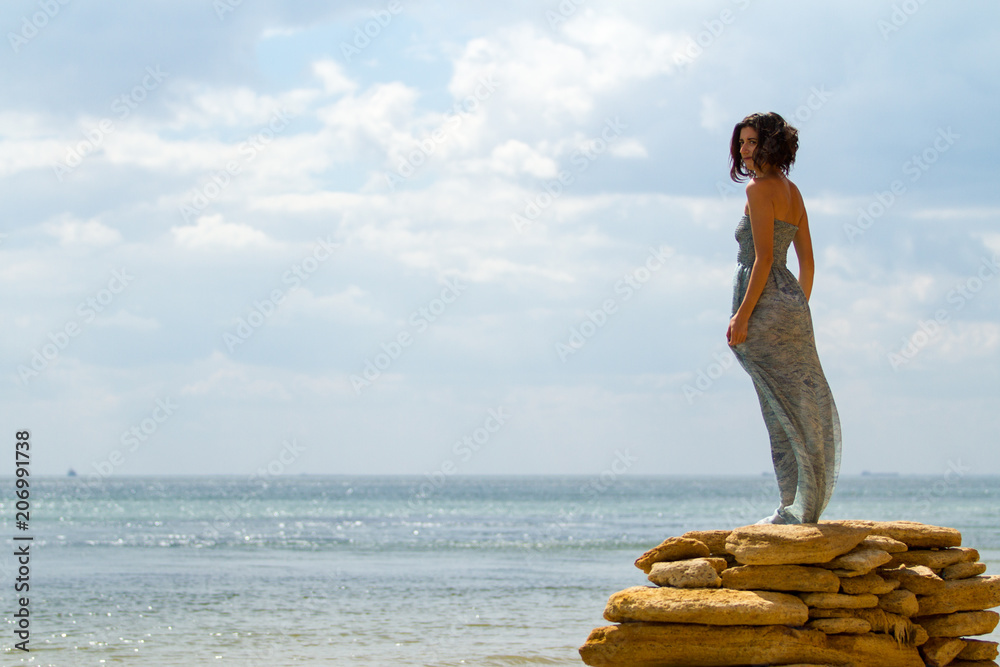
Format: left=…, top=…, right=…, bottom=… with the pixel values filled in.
left=2, top=475, right=999, bottom=665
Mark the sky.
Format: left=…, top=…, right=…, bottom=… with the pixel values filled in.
left=1, top=0, right=998, bottom=479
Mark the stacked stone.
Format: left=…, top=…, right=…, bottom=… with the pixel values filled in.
left=579, top=520, right=1000, bottom=667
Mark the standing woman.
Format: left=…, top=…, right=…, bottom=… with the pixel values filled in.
left=726, top=112, right=841, bottom=525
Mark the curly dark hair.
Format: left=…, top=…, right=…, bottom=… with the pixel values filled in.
left=729, top=112, right=798, bottom=182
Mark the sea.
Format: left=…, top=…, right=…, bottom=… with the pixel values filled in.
left=2, top=475, right=999, bottom=666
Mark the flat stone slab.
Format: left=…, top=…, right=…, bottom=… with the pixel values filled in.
left=840, top=572, right=899, bottom=595
left=916, top=575, right=1000, bottom=616
left=881, top=565, right=947, bottom=595
left=958, top=639, right=999, bottom=661
left=647, top=558, right=722, bottom=588
left=721, top=564, right=840, bottom=593
left=579, top=622, right=853, bottom=667
left=824, top=520, right=961, bottom=548
left=819, top=545, right=892, bottom=574
left=726, top=523, right=870, bottom=565
left=914, top=610, right=1000, bottom=638
left=890, top=547, right=979, bottom=570
left=862, top=534, right=908, bottom=553
left=635, top=537, right=710, bottom=574
left=603, top=586, right=808, bottom=625
left=943, top=561, right=988, bottom=581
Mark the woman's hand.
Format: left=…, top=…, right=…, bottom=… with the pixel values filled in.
left=727, top=312, right=749, bottom=346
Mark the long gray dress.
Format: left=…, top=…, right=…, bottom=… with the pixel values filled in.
left=730, top=214, right=841, bottom=524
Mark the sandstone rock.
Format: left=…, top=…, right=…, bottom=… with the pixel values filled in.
left=943, top=561, right=988, bottom=581
left=726, top=523, right=870, bottom=565
left=603, top=586, right=808, bottom=625
left=805, top=616, right=872, bottom=634
left=881, top=565, right=947, bottom=595
left=890, top=547, right=980, bottom=570
left=704, top=556, right=729, bottom=573
left=879, top=589, right=919, bottom=617
left=578, top=622, right=848, bottom=667
left=681, top=529, right=731, bottom=556
left=799, top=591, right=878, bottom=609
left=958, top=639, right=999, bottom=661
left=914, top=610, right=1000, bottom=637
left=825, top=631, right=926, bottom=667
left=853, top=607, right=925, bottom=646
left=919, top=637, right=968, bottom=667
left=825, top=520, right=961, bottom=548
left=820, top=546, right=893, bottom=574
left=917, top=576, right=1000, bottom=616
left=861, top=534, right=908, bottom=553
left=949, top=660, right=1000, bottom=667
left=721, top=564, right=840, bottom=593
left=809, top=607, right=855, bottom=618
left=648, top=559, right=721, bottom=588
left=840, top=572, right=899, bottom=595
left=830, top=568, right=870, bottom=578
left=634, top=537, right=710, bottom=574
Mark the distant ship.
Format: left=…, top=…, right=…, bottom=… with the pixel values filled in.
left=67, top=468, right=77, bottom=477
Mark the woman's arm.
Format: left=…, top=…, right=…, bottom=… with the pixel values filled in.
left=727, top=180, right=774, bottom=345
left=793, top=211, right=814, bottom=302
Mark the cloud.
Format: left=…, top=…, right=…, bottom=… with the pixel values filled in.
left=170, top=214, right=274, bottom=250
left=43, top=217, right=123, bottom=247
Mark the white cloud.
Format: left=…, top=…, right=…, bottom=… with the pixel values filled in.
left=170, top=214, right=274, bottom=250
left=312, top=59, right=358, bottom=96
left=609, top=138, right=648, bottom=158
left=43, top=217, right=123, bottom=247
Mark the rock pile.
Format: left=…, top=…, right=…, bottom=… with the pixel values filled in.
left=580, top=520, right=1000, bottom=667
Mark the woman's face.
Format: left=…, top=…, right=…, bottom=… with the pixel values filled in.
left=738, top=126, right=759, bottom=172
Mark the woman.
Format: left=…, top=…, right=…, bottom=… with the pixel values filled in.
left=726, top=112, right=841, bottom=525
